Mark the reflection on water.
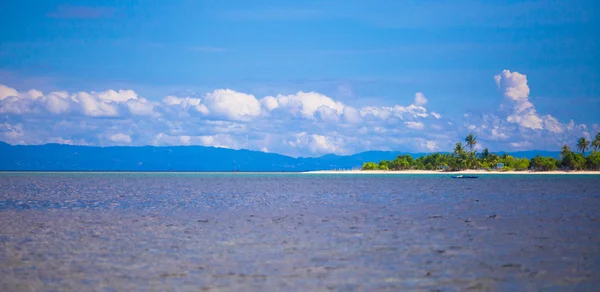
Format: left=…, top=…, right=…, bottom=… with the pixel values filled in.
left=1, top=173, right=599, bottom=291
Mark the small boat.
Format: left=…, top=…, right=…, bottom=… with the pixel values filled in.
left=452, top=175, right=478, bottom=179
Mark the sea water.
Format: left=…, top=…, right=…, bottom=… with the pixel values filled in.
left=1, top=172, right=599, bottom=291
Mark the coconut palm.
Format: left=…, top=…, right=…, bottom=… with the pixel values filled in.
left=454, top=142, right=465, bottom=155
left=592, top=132, right=600, bottom=152
left=479, top=148, right=490, bottom=160
left=465, top=134, right=477, bottom=152
left=560, top=144, right=572, bottom=159
left=577, top=137, right=589, bottom=155
left=467, top=151, right=479, bottom=169
left=478, top=148, right=490, bottom=168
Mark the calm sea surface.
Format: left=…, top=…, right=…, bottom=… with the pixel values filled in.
left=1, top=173, right=599, bottom=291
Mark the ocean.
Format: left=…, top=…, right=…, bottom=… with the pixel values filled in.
left=1, top=173, right=599, bottom=291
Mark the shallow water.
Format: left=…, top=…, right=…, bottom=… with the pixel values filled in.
left=1, top=173, right=599, bottom=291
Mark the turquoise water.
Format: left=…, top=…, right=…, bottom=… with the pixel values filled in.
left=1, top=173, right=599, bottom=291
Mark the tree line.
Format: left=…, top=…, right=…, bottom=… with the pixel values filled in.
left=362, top=133, right=600, bottom=171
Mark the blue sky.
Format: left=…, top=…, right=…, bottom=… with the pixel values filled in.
left=0, top=0, right=599, bottom=156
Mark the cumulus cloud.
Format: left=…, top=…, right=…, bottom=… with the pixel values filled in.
left=288, top=132, right=347, bottom=155
left=152, top=133, right=239, bottom=149
left=0, top=82, right=476, bottom=156
left=108, top=133, right=132, bottom=144
left=262, top=91, right=344, bottom=119
left=342, top=106, right=363, bottom=124
left=0, top=123, right=25, bottom=144
left=0, top=74, right=590, bottom=156
left=421, top=140, right=439, bottom=152
left=414, top=92, right=428, bottom=105
left=0, top=86, right=150, bottom=117
left=405, top=121, right=424, bottom=130
left=494, top=69, right=546, bottom=130
left=490, top=127, right=509, bottom=140
left=462, top=70, right=590, bottom=151
left=509, top=141, right=532, bottom=149
left=0, top=85, right=20, bottom=99
left=542, top=115, right=564, bottom=133
left=96, top=89, right=138, bottom=103
left=202, top=89, right=261, bottom=121
left=494, top=70, right=530, bottom=101
left=126, top=98, right=156, bottom=116
left=360, top=104, right=429, bottom=120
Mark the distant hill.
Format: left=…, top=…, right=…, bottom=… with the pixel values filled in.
left=0, top=142, right=561, bottom=171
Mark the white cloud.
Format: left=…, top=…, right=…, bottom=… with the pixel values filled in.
left=494, top=70, right=530, bottom=101
left=494, top=69, right=575, bottom=133
left=490, top=127, right=509, bottom=140
left=0, top=85, right=153, bottom=117
left=510, top=141, right=532, bottom=149
left=0, top=85, right=20, bottom=99
left=360, top=104, right=428, bottom=120
left=494, top=70, right=544, bottom=130
left=162, top=95, right=198, bottom=106
left=162, top=95, right=208, bottom=116
left=263, top=91, right=344, bottom=118
left=0, top=76, right=591, bottom=156
left=422, top=140, right=438, bottom=152
left=0, top=123, right=25, bottom=144
left=342, top=106, right=363, bottom=124
left=126, top=98, right=156, bottom=116
left=316, top=105, right=340, bottom=122
left=456, top=70, right=592, bottom=151
left=202, top=89, right=261, bottom=121
left=310, top=134, right=344, bottom=154
left=260, top=96, right=278, bottom=111
left=109, top=133, right=132, bottom=144
left=46, top=137, right=87, bottom=145
left=543, top=115, right=564, bottom=133
left=360, top=106, right=392, bottom=119
left=289, top=132, right=346, bottom=155
left=77, top=92, right=120, bottom=117
left=96, top=89, right=138, bottom=103
left=405, top=121, right=424, bottom=130
left=414, top=92, right=428, bottom=105
left=38, top=92, right=71, bottom=114
left=197, top=134, right=239, bottom=148
left=152, top=133, right=239, bottom=149
left=0, top=84, right=462, bottom=155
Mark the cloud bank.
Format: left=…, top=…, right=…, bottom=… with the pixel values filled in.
left=0, top=70, right=594, bottom=156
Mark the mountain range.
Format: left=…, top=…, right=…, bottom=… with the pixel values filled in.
left=0, top=141, right=561, bottom=171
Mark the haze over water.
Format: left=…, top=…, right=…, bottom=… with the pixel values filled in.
left=1, top=173, right=599, bottom=291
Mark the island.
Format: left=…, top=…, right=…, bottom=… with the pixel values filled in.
left=355, top=133, right=600, bottom=173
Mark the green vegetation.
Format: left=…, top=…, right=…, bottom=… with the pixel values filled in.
left=577, top=137, right=589, bottom=155
left=361, top=133, right=600, bottom=172
left=592, top=133, right=600, bottom=152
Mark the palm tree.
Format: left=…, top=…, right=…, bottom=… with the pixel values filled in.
left=478, top=148, right=490, bottom=168
left=453, top=142, right=465, bottom=155
left=560, top=144, right=572, bottom=159
left=577, top=137, right=589, bottom=155
left=592, top=132, right=600, bottom=152
left=467, top=151, right=479, bottom=169
left=465, top=134, right=477, bottom=152
left=479, top=148, right=490, bottom=160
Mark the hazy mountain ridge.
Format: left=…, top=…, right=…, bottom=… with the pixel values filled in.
left=0, top=142, right=560, bottom=171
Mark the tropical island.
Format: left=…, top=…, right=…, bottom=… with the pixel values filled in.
left=359, top=133, right=600, bottom=172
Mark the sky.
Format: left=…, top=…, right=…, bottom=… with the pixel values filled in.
left=0, top=0, right=599, bottom=157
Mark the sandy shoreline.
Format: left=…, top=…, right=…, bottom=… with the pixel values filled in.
left=304, top=169, right=600, bottom=175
